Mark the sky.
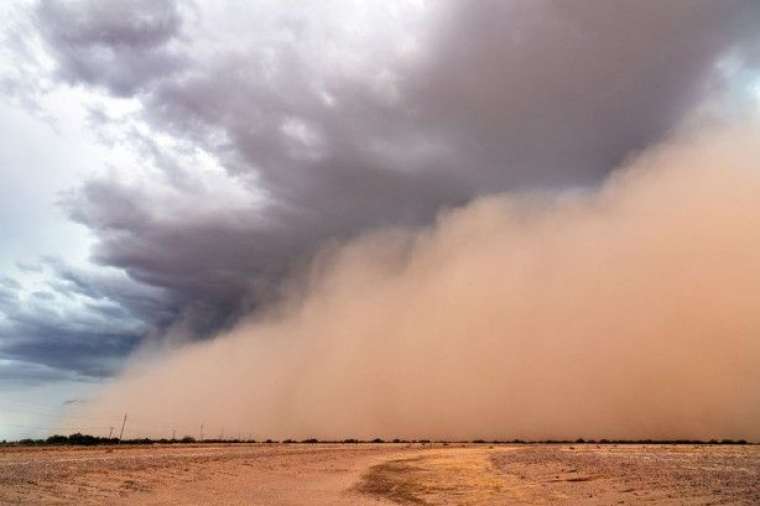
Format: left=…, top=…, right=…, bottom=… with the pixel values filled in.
left=1, top=0, right=760, bottom=441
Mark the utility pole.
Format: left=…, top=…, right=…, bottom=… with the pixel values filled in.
left=118, top=413, right=127, bottom=443
left=200, top=423, right=204, bottom=442
left=108, top=427, right=114, bottom=439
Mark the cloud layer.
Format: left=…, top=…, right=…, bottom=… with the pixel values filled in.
left=2, top=0, right=760, bottom=387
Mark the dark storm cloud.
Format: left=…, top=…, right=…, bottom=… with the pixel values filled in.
left=63, top=174, right=312, bottom=337
left=414, top=0, right=760, bottom=187
left=44, top=260, right=175, bottom=326
left=1, top=329, right=138, bottom=379
left=15, top=0, right=760, bottom=380
left=0, top=260, right=155, bottom=379
left=0, top=299, right=141, bottom=379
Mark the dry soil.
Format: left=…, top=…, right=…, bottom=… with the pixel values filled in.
left=1, top=443, right=758, bottom=505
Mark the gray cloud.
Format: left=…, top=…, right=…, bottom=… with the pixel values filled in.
left=35, top=0, right=187, bottom=95
left=413, top=0, right=760, bottom=186
left=6, top=0, right=760, bottom=383
left=0, top=359, right=79, bottom=386
left=0, top=260, right=154, bottom=379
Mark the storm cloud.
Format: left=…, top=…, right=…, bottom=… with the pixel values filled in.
left=2, top=0, right=760, bottom=385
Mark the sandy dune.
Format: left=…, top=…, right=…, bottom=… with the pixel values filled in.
left=1, top=443, right=758, bottom=504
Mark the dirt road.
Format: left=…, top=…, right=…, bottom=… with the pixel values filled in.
left=1, top=443, right=758, bottom=504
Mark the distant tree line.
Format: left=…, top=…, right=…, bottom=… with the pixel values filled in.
left=4, top=433, right=200, bottom=446
left=0, top=434, right=751, bottom=446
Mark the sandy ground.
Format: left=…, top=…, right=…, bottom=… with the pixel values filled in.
left=1, top=443, right=758, bottom=505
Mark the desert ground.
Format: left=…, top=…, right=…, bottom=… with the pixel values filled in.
left=1, top=443, right=758, bottom=505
